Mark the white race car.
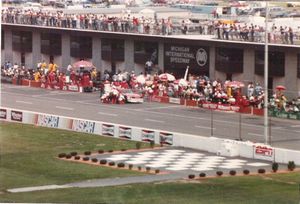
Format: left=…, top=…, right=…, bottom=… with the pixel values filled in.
left=119, top=89, right=144, bottom=103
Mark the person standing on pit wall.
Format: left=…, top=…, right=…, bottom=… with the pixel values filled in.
left=181, top=20, right=187, bottom=35
left=289, top=27, right=294, bottom=45
left=145, top=60, right=153, bottom=75
left=284, top=26, right=289, bottom=44
left=66, top=64, right=72, bottom=84
left=247, top=82, right=254, bottom=98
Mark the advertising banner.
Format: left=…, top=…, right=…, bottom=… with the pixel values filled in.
left=0, top=109, right=7, bottom=119
left=72, top=119, right=95, bottom=133
left=141, top=129, right=155, bottom=142
left=169, top=98, right=181, bottom=104
left=11, top=110, right=23, bottom=122
left=254, top=145, right=274, bottom=161
left=201, top=102, right=240, bottom=112
left=36, top=114, right=59, bottom=128
left=269, top=109, right=300, bottom=120
left=164, top=44, right=209, bottom=76
left=119, top=126, right=132, bottom=139
left=102, top=124, right=114, bottom=136
left=67, top=85, right=79, bottom=92
left=159, top=132, right=173, bottom=145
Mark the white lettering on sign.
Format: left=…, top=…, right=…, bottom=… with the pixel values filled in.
left=0, top=109, right=7, bottom=119
left=255, top=146, right=273, bottom=157
left=11, top=111, right=23, bottom=121
left=169, top=98, right=181, bottom=104
left=165, top=46, right=195, bottom=64
left=68, top=85, right=79, bottom=91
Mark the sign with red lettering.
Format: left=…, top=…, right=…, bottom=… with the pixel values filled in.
left=201, top=102, right=240, bottom=112
left=255, top=146, right=273, bottom=157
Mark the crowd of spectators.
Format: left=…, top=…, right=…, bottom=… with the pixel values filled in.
left=215, top=22, right=298, bottom=44
left=2, top=59, right=300, bottom=113
left=2, top=8, right=300, bottom=44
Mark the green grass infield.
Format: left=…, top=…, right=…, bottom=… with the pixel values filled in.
left=0, top=122, right=300, bottom=203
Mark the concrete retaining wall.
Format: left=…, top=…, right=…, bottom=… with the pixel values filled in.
left=1, top=107, right=299, bottom=165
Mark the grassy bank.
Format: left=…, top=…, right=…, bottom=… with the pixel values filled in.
left=1, top=173, right=299, bottom=203
left=0, top=122, right=299, bottom=203
left=0, top=122, right=147, bottom=191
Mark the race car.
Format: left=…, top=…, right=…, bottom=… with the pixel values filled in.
left=119, top=89, right=144, bottom=103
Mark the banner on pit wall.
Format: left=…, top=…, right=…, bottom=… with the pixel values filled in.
left=169, top=98, right=181, bottom=104
left=72, top=119, right=95, bottom=133
left=67, top=85, right=79, bottom=92
left=159, top=132, right=173, bottom=145
left=36, top=114, right=59, bottom=128
left=102, top=124, right=114, bottom=136
left=269, top=109, right=300, bottom=120
left=254, top=145, right=274, bottom=160
left=11, top=110, right=23, bottom=122
left=141, top=129, right=155, bottom=142
left=0, top=109, right=7, bottom=119
left=201, top=102, right=240, bottom=112
left=119, top=126, right=132, bottom=140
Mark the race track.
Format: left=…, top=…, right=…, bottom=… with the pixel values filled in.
left=1, top=83, right=300, bottom=150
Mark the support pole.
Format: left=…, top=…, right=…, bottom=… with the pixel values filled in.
left=239, top=112, right=242, bottom=141
left=264, top=1, right=269, bottom=145
left=211, top=109, right=213, bottom=136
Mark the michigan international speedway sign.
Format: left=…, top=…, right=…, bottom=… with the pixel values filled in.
left=164, top=44, right=209, bottom=76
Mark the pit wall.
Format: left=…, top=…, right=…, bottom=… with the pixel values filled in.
left=1, top=107, right=300, bottom=165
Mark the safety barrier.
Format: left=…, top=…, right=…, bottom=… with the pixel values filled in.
left=1, top=107, right=300, bottom=165
left=9, top=78, right=83, bottom=92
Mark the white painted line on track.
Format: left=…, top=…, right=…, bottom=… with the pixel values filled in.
left=248, top=133, right=264, bottom=137
left=33, top=91, right=80, bottom=97
left=195, top=125, right=215, bottom=130
left=55, top=106, right=74, bottom=111
left=98, top=112, right=118, bottom=117
left=136, top=105, right=180, bottom=111
left=272, top=126, right=284, bottom=130
left=144, top=119, right=165, bottom=123
left=291, top=125, right=300, bottom=128
left=16, top=100, right=33, bottom=105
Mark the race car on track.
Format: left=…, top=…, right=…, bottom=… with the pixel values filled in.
left=119, top=89, right=144, bottom=103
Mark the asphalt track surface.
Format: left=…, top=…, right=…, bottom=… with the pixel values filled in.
left=1, top=83, right=300, bottom=150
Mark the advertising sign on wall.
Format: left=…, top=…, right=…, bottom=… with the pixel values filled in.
left=141, top=129, right=155, bottom=142
left=119, top=126, right=132, bottom=139
left=67, top=85, right=79, bottom=92
left=254, top=145, right=274, bottom=161
left=0, top=109, right=7, bottom=119
left=72, top=119, right=95, bottom=133
left=102, top=124, right=114, bottom=136
left=159, top=132, right=173, bottom=145
left=11, top=110, right=23, bottom=122
left=36, top=114, right=59, bottom=128
left=164, top=44, right=209, bottom=76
